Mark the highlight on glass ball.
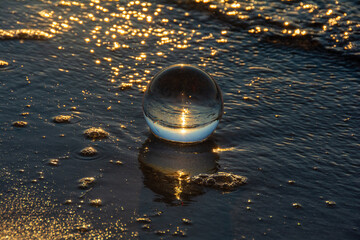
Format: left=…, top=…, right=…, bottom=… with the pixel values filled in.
left=142, top=64, right=223, bottom=143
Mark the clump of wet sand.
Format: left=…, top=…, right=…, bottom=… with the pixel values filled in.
left=0, top=60, right=9, bottom=67
left=191, top=172, right=247, bottom=191
left=48, top=158, right=60, bottom=166
left=89, top=199, right=102, bottom=207
left=53, top=115, right=72, bottom=123
left=84, top=127, right=109, bottom=139
left=12, top=121, right=28, bottom=127
left=80, top=147, right=97, bottom=156
left=78, top=177, right=95, bottom=189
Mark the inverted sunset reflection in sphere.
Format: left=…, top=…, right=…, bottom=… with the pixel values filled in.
left=143, top=64, right=223, bottom=143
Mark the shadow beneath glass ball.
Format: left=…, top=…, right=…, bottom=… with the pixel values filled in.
left=138, top=135, right=219, bottom=205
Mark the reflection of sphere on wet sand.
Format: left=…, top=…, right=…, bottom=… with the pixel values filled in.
left=138, top=136, right=219, bottom=204
left=139, top=163, right=204, bottom=204
left=139, top=136, right=219, bottom=176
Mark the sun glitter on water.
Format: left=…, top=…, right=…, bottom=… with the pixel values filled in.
left=143, top=64, right=223, bottom=143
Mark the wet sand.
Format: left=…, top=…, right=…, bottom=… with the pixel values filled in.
left=0, top=0, right=359, bottom=239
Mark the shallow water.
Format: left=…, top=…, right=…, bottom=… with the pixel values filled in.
left=0, top=0, right=359, bottom=239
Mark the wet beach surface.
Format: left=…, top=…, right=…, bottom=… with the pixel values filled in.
left=0, top=0, right=359, bottom=239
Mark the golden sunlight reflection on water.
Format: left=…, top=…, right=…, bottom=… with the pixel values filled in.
left=32, top=0, right=233, bottom=93
left=27, top=0, right=355, bottom=98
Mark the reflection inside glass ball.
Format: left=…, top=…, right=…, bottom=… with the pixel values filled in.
left=143, top=64, right=223, bottom=143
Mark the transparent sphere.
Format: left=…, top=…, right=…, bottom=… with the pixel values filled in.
left=143, top=64, right=223, bottom=143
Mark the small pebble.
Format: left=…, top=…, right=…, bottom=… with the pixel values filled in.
left=31, top=179, right=38, bottom=183
left=78, top=177, right=95, bottom=189
left=80, top=147, right=97, bottom=156
left=76, top=224, right=91, bottom=233
left=288, top=180, right=295, bottom=185
left=53, top=115, right=72, bottom=123
left=172, top=228, right=186, bottom=237
left=115, top=160, right=123, bottom=165
left=142, top=224, right=150, bottom=230
left=325, top=200, right=336, bottom=207
left=12, top=121, right=28, bottom=127
left=18, top=169, right=25, bottom=173
left=48, top=158, right=59, bottom=166
left=155, top=230, right=166, bottom=235
left=20, top=112, right=29, bottom=116
left=292, top=203, right=302, bottom=209
left=153, top=211, right=163, bottom=216
left=136, top=217, right=151, bottom=223
left=64, top=199, right=73, bottom=205
left=89, top=199, right=102, bottom=207
left=182, top=218, right=192, bottom=225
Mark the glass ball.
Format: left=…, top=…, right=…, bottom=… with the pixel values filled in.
left=143, top=64, right=223, bottom=143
